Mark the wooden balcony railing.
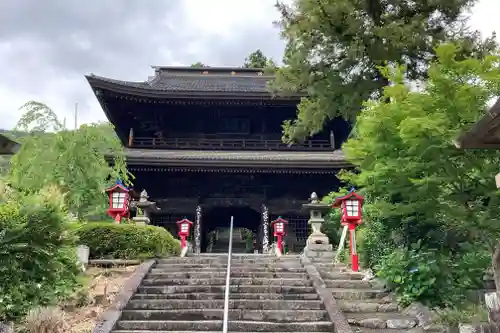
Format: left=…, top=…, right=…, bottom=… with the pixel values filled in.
left=131, top=136, right=332, bottom=151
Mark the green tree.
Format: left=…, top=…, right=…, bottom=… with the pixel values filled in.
left=0, top=184, right=81, bottom=320
left=243, top=49, right=277, bottom=69
left=271, top=0, right=498, bottom=143
left=336, top=44, right=500, bottom=306
left=8, top=101, right=131, bottom=219
left=190, top=62, right=210, bottom=68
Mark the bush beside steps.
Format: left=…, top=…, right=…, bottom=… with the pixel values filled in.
left=76, top=222, right=181, bottom=260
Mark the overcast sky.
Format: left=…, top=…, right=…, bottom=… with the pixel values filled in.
left=0, top=0, right=498, bottom=130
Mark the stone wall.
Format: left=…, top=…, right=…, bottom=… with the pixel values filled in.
left=466, top=277, right=496, bottom=304
left=459, top=323, right=500, bottom=333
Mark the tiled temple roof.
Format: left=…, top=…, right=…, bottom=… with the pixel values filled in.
left=85, top=66, right=303, bottom=97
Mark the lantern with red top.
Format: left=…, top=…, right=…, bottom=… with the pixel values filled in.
left=105, top=180, right=130, bottom=223
left=176, top=218, right=193, bottom=249
left=332, top=189, right=365, bottom=272
left=271, top=217, right=288, bottom=254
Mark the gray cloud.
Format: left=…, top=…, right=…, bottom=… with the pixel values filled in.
left=0, top=0, right=285, bottom=128
left=0, top=1, right=185, bottom=75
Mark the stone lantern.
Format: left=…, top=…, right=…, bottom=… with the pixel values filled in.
left=302, top=192, right=334, bottom=260
left=131, top=189, right=157, bottom=225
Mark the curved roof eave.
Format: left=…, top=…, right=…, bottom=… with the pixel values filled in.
left=85, top=74, right=305, bottom=100
left=456, top=97, right=500, bottom=149
left=103, top=148, right=351, bottom=168
left=0, top=134, right=21, bottom=155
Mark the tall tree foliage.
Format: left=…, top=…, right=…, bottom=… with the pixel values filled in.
left=9, top=102, right=131, bottom=219
left=335, top=44, right=500, bottom=306
left=191, top=50, right=277, bottom=70
left=190, top=62, right=210, bottom=68
left=271, top=0, right=498, bottom=143
left=243, top=49, right=277, bottom=69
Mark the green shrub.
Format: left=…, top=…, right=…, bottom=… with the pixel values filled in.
left=436, top=304, right=488, bottom=326
left=375, top=241, right=490, bottom=307
left=77, top=222, right=181, bottom=259
left=357, top=218, right=395, bottom=269
left=0, top=185, right=81, bottom=321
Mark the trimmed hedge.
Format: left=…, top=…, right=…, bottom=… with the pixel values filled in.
left=77, top=222, right=181, bottom=259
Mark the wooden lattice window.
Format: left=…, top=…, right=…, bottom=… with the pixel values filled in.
left=219, top=118, right=250, bottom=134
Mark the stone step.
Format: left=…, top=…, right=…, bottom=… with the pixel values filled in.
left=315, top=262, right=348, bottom=269
left=120, top=309, right=329, bottom=321
left=330, top=288, right=389, bottom=300
left=137, top=285, right=317, bottom=294
left=346, top=312, right=417, bottom=329
left=133, top=293, right=224, bottom=300
left=348, top=329, right=414, bottom=333
left=324, top=279, right=375, bottom=289
left=337, top=300, right=399, bottom=313
left=147, top=270, right=309, bottom=279
left=149, top=268, right=226, bottom=275
left=132, top=292, right=320, bottom=300
left=197, top=252, right=300, bottom=257
left=115, top=319, right=334, bottom=331
left=318, top=267, right=357, bottom=274
left=113, top=331, right=330, bottom=333
left=156, top=257, right=299, bottom=265
left=320, top=271, right=365, bottom=280
left=210, top=244, right=248, bottom=249
left=152, top=265, right=306, bottom=273
left=141, top=277, right=312, bottom=287
left=126, top=299, right=325, bottom=310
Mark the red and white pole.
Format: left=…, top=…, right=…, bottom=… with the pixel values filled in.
left=180, top=236, right=186, bottom=249
left=349, top=223, right=359, bottom=272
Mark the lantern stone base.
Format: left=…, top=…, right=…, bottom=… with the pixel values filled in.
left=306, top=232, right=330, bottom=247
left=132, top=216, right=150, bottom=225
left=304, top=237, right=334, bottom=262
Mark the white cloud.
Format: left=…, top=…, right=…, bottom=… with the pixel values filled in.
left=469, top=0, right=498, bottom=38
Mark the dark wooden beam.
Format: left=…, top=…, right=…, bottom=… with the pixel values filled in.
left=457, top=98, right=500, bottom=148
left=0, top=134, right=20, bottom=155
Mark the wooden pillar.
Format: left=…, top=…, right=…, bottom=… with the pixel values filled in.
left=261, top=204, right=269, bottom=253
left=194, top=205, right=202, bottom=255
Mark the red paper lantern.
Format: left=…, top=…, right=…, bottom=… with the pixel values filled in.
left=271, top=217, right=288, bottom=254
left=332, top=189, right=365, bottom=272
left=177, top=218, right=193, bottom=249
left=105, top=181, right=130, bottom=223
left=332, top=190, right=364, bottom=225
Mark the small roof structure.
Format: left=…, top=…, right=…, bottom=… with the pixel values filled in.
left=0, top=134, right=20, bottom=155
left=455, top=98, right=500, bottom=148
left=332, top=189, right=364, bottom=208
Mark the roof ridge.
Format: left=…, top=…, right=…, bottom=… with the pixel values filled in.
left=152, top=65, right=265, bottom=72
left=156, top=72, right=274, bottom=79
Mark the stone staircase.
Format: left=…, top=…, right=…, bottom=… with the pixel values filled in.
left=300, top=241, right=420, bottom=333
left=316, top=261, right=419, bottom=333
left=211, top=228, right=248, bottom=253
left=111, top=254, right=335, bottom=333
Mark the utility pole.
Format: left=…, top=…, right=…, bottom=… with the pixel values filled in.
left=74, top=102, right=78, bottom=130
